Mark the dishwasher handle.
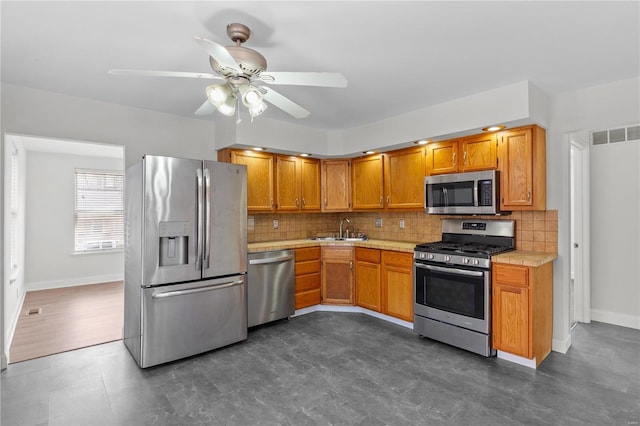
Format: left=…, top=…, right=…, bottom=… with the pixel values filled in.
left=249, top=255, right=294, bottom=265
left=152, top=279, right=244, bottom=299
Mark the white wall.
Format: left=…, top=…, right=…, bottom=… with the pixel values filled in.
left=25, top=151, right=124, bottom=290
left=548, top=76, right=640, bottom=341
left=589, top=141, right=640, bottom=327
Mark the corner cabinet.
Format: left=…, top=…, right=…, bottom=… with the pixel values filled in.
left=275, top=155, right=321, bottom=212
left=497, top=125, right=546, bottom=210
left=294, top=247, right=321, bottom=309
left=218, top=149, right=275, bottom=212
left=492, top=262, right=553, bottom=366
left=322, top=159, right=351, bottom=211
left=321, top=247, right=354, bottom=305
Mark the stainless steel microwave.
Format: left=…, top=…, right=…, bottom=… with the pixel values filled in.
left=424, top=170, right=500, bottom=215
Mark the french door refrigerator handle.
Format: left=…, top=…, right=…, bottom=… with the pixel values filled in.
left=152, top=279, right=245, bottom=299
left=204, top=167, right=211, bottom=269
left=195, top=168, right=203, bottom=271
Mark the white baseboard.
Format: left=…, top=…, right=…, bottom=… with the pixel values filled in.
left=25, top=274, right=124, bottom=291
left=497, top=350, right=538, bottom=369
left=293, top=305, right=414, bottom=330
left=552, top=334, right=572, bottom=354
left=591, top=309, right=640, bottom=330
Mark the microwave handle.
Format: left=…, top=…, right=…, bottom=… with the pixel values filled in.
left=443, top=187, right=448, bottom=207
left=473, top=180, right=479, bottom=207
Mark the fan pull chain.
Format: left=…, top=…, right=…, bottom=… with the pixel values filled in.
left=236, top=97, right=241, bottom=124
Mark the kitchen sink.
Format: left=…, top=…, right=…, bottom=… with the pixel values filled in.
left=307, top=236, right=368, bottom=242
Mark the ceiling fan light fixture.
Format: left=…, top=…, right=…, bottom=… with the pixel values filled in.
left=216, top=94, right=237, bottom=116
left=206, top=83, right=233, bottom=107
left=248, top=101, right=268, bottom=118
left=239, top=84, right=264, bottom=108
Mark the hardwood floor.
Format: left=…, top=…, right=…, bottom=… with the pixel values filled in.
left=9, top=281, right=124, bottom=363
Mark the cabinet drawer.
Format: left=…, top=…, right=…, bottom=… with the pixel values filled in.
left=493, top=264, right=529, bottom=287
left=355, top=247, right=380, bottom=263
left=295, top=260, right=321, bottom=276
left=381, top=250, right=412, bottom=268
left=295, top=247, right=321, bottom=262
left=296, top=273, right=321, bottom=292
left=322, top=247, right=353, bottom=259
left=296, top=290, right=321, bottom=309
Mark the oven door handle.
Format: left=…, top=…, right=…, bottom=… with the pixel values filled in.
left=414, top=262, right=485, bottom=277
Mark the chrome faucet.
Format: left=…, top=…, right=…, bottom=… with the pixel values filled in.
left=339, top=218, right=350, bottom=239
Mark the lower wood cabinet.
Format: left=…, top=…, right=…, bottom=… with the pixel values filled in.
left=294, top=247, right=321, bottom=309
left=321, top=247, right=354, bottom=304
left=355, top=247, right=381, bottom=311
left=492, top=262, right=553, bottom=366
left=381, top=251, right=414, bottom=322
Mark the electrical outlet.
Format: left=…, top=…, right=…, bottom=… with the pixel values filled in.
left=399, top=219, right=405, bottom=229
left=375, top=218, right=383, bottom=228
left=273, top=219, right=279, bottom=229
left=247, top=217, right=255, bottom=230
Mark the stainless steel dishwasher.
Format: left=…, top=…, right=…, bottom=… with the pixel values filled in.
left=247, top=249, right=295, bottom=327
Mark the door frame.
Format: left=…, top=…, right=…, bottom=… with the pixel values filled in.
left=569, top=135, right=591, bottom=324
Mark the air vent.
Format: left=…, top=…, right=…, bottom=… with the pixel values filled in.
left=26, top=308, right=42, bottom=316
left=591, top=125, right=640, bottom=146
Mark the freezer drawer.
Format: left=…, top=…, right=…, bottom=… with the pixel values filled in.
left=248, top=250, right=295, bottom=327
left=140, top=275, right=247, bottom=368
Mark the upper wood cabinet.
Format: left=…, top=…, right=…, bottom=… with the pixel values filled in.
left=460, top=133, right=498, bottom=172
left=497, top=125, right=546, bottom=210
left=218, top=149, right=275, bottom=212
left=426, top=134, right=497, bottom=175
left=426, top=140, right=459, bottom=175
left=351, top=147, right=426, bottom=211
left=352, top=155, right=384, bottom=209
left=275, top=155, right=321, bottom=212
left=384, top=146, right=426, bottom=209
left=322, top=159, right=351, bottom=211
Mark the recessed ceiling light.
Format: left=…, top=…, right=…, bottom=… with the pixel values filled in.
left=299, top=153, right=310, bottom=157
left=482, top=125, right=506, bottom=132
left=252, top=147, right=265, bottom=151
left=363, top=150, right=378, bottom=155
left=415, top=139, right=430, bottom=145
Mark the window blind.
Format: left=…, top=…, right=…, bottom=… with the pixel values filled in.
left=74, top=169, right=124, bottom=252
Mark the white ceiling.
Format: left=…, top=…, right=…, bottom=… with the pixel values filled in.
left=2, top=1, right=638, bottom=132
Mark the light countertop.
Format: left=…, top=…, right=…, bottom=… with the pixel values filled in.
left=491, top=250, right=557, bottom=267
left=248, top=239, right=417, bottom=254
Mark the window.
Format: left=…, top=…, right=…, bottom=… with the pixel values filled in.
left=74, top=169, right=124, bottom=252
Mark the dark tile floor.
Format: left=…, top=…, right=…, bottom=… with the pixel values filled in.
left=1, top=312, right=639, bottom=425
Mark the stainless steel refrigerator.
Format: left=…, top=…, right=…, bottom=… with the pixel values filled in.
left=123, top=155, right=247, bottom=368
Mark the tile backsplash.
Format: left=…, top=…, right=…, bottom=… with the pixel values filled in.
left=248, top=209, right=558, bottom=253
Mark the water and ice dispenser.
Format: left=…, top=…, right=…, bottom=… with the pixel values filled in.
left=158, top=221, right=189, bottom=266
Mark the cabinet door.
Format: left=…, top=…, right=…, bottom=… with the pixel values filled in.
left=492, top=284, right=530, bottom=357
left=384, top=147, right=426, bottom=209
left=355, top=248, right=381, bottom=311
left=322, top=160, right=351, bottom=211
left=381, top=251, right=413, bottom=322
left=352, top=155, right=384, bottom=209
left=460, top=134, right=497, bottom=172
left=300, top=158, right=321, bottom=211
left=275, top=155, right=300, bottom=211
left=230, top=150, right=275, bottom=212
left=321, top=247, right=353, bottom=305
left=426, top=140, right=458, bottom=175
left=498, top=126, right=546, bottom=211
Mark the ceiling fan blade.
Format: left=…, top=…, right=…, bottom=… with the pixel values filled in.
left=258, top=72, right=348, bottom=88
left=194, top=100, right=216, bottom=116
left=193, top=36, right=242, bottom=74
left=261, top=87, right=310, bottom=119
left=108, top=69, right=223, bottom=80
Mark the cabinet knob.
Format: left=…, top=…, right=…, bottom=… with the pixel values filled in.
left=302, top=198, right=306, bottom=207
left=463, top=151, right=467, bottom=166
left=296, top=197, right=299, bottom=207
left=452, top=152, right=456, bottom=165
left=386, top=195, right=390, bottom=205
left=379, top=196, right=383, bottom=207
left=527, top=190, right=531, bottom=202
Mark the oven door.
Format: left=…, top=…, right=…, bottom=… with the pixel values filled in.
left=414, top=261, right=490, bottom=334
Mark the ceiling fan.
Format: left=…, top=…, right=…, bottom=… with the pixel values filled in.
left=109, top=23, right=348, bottom=120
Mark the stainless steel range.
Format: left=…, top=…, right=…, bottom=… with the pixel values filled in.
left=413, top=219, right=515, bottom=357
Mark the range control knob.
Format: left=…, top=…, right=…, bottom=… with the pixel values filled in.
left=428, top=254, right=435, bottom=260
left=462, top=258, right=469, bottom=264
left=473, top=259, right=480, bottom=265
left=444, top=255, right=451, bottom=262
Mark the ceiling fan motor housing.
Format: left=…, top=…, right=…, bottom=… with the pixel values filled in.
left=209, top=46, right=267, bottom=77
